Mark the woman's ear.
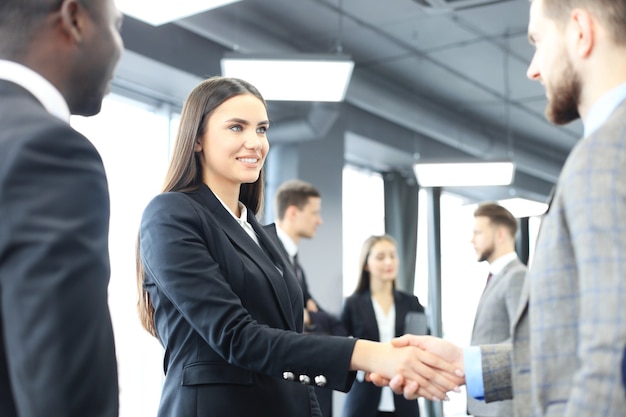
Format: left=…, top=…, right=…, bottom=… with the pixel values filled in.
left=194, top=140, right=202, bottom=152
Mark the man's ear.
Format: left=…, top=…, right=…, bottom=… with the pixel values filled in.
left=569, top=8, right=595, bottom=58
left=495, top=225, right=507, bottom=243
left=59, top=0, right=85, bottom=43
left=285, top=205, right=299, bottom=220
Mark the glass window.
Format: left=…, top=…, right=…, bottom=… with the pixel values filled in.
left=413, top=190, right=541, bottom=416
left=71, top=94, right=174, bottom=417
left=341, top=165, right=385, bottom=296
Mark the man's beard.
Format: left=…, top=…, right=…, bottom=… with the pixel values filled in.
left=545, top=53, right=581, bottom=125
left=478, top=244, right=494, bottom=263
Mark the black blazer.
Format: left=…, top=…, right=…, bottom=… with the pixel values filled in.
left=139, top=185, right=356, bottom=417
left=341, top=290, right=424, bottom=417
left=0, top=80, right=118, bottom=417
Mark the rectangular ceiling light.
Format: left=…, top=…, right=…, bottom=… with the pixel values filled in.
left=413, top=160, right=515, bottom=187
left=116, top=0, right=241, bottom=26
left=221, top=53, right=354, bottom=102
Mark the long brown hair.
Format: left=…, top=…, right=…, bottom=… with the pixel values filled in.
left=137, top=76, right=268, bottom=337
left=353, top=234, right=398, bottom=294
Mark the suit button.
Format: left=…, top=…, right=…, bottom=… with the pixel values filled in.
left=282, top=371, right=295, bottom=381
left=314, top=375, right=327, bottom=387
left=299, top=374, right=311, bottom=384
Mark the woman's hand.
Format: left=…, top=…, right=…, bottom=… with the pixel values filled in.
left=350, top=338, right=464, bottom=401
left=367, top=335, right=466, bottom=400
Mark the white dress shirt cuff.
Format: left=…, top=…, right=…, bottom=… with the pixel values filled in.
left=463, top=346, right=485, bottom=400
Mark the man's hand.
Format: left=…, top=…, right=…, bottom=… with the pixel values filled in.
left=306, top=298, right=319, bottom=313
left=367, top=335, right=465, bottom=400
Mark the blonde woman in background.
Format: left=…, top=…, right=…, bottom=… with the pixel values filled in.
left=341, top=235, right=427, bottom=417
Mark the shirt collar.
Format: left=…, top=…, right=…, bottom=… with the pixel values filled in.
left=276, top=225, right=298, bottom=259
left=584, top=82, right=626, bottom=138
left=213, top=193, right=259, bottom=244
left=489, top=252, right=518, bottom=276
left=0, top=60, right=70, bottom=123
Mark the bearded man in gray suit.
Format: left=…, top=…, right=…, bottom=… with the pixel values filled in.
left=467, top=203, right=526, bottom=417
left=371, top=0, right=626, bottom=415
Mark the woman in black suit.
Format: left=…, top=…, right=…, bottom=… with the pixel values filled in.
left=341, top=235, right=426, bottom=417
left=136, top=77, right=462, bottom=417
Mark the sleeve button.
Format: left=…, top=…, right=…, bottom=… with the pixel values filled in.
left=314, top=375, right=327, bottom=387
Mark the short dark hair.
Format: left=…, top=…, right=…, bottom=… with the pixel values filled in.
left=474, top=202, right=518, bottom=237
left=0, top=0, right=63, bottom=58
left=274, top=180, right=320, bottom=220
left=0, top=0, right=100, bottom=59
left=540, top=0, right=626, bottom=45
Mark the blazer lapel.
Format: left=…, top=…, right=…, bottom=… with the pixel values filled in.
left=190, top=185, right=297, bottom=329
left=262, top=223, right=291, bottom=264
left=513, top=275, right=530, bottom=330
left=394, top=291, right=409, bottom=337
left=358, top=292, right=380, bottom=341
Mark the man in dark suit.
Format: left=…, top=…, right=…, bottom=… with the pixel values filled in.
left=467, top=203, right=525, bottom=417
left=265, top=179, right=347, bottom=417
left=0, top=1, right=123, bottom=416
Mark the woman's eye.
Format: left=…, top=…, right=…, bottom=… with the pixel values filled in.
left=229, top=125, right=243, bottom=132
left=257, top=126, right=268, bottom=134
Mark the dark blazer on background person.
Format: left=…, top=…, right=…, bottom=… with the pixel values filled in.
left=467, top=257, right=526, bottom=417
left=0, top=81, right=119, bottom=417
left=479, top=100, right=626, bottom=416
left=340, top=290, right=424, bottom=417
left=139, top=184, right=357, bottom=417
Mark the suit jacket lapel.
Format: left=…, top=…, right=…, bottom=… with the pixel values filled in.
left=250, top=217, right=301, bottom=329
left=190, top=185, right=298, bottom=329
left=477, top=258, right=520, bottom=312
left=357, top=291, right=380, bottom=340
left=263, top=223, right=291, bottom=263
left=513, top=274, right=530, bottom=330
left=394, top=291, right=408, bottom=337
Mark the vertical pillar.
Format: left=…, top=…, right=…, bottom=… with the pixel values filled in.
left=425, top=186, right=443, bottom=417
left=516, top=217, right=530, bottom=265
left=263, top=122, right=346, bottom=314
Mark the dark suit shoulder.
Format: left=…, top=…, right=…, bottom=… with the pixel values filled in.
left=1, top=112, right=97, bottom=164
left=141, top=191, right=208, bottom=234
left=394, top=290, right=425, bottom=312
left=343, top=291, right=368, bottom=307
left=146, top=190, right=195, bottom=210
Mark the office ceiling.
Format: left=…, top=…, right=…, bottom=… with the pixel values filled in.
left=114, top=0, right=583, bottom=203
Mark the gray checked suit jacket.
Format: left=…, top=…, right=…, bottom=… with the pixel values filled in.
left=479, top=99, right=626, bottom=416
left=467, top=257, right=526, bottom=417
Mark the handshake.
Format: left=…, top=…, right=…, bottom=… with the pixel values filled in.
left=356, top=335, right=465, bottom=401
